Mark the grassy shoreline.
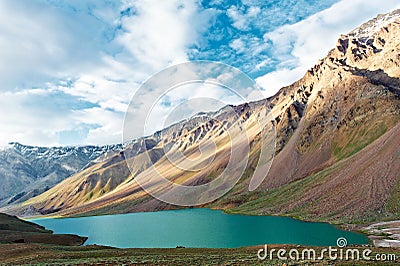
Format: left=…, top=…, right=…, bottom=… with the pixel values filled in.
left=4, top=208, right=399, bottom=264
left=0, top=243, right=398, bottom=265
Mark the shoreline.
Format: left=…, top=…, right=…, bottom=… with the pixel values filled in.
left=23, top=207, right=375, bottom=248
left=17, top=206, right=400, bottom=248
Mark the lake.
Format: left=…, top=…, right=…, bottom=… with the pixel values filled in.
left=32, top=208, right=368, bottom=248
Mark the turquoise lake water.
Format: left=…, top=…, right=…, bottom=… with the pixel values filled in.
left=32, top=208, right=368, bottom=248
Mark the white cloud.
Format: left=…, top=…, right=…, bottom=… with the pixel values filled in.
left=256, top=0, right=400, bottom=96
left=227, top=5, right=260, bottom=31
left=0, top=89, right=79, bottom=146
left=116, top=0, right=213, bottom=71
left=1, top=0, right=399, bottom=146
left=0, top=0, right=215, bottom=146
left=229, top=38, right=246, bottom=54
left=0, top=0, right=119, bottom=90
left=73, top=107, right=124, bottom=145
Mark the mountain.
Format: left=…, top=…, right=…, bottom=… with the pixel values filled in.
left=16, top=104, right=269, bottom=214
left=221, top=9, right=400, bottom=222
left=0, top=142, right=122, bottom=206
left=9, top=10, right=400, bottom=223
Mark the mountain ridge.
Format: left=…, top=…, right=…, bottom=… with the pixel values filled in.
left=3, top=9, right=400, bottom=223
left=0, top=142, right=122, bottom=207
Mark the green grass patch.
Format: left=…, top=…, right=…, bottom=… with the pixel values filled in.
left=333, top=124, right=387, bottom=160
left=384, top=176, right=400, bottom=215
left=227, top=163, right=341, bottom=216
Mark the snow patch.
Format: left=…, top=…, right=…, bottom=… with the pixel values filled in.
left=349, top=9, right=400, bottom=38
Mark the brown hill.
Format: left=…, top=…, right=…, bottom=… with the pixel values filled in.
left=15, top=9, right=400, bottom=223
left=0, top=213, right=86, bottom=245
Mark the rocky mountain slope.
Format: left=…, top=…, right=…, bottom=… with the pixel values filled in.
left=9, top=9, right=400, bottom=223
left=222, top=9, right=400, bottom=222
left=0, top=142, right=122, bottom=206
left=17, top=102, right=271, bottom=214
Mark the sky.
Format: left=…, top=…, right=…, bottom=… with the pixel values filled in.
left=0, top=0, right=399, bottom=147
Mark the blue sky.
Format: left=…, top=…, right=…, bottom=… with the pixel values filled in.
left=0, top=0, right=399, bottom=146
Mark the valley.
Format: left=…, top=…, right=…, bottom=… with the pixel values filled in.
left=1, top=2, right=400, bottom=265
left=2, top=9, right=398, bottom=227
